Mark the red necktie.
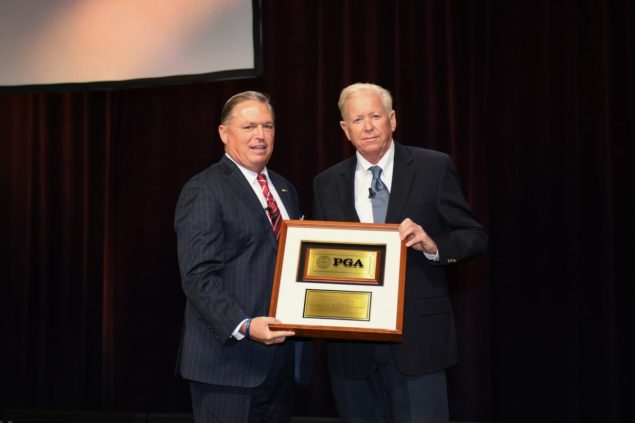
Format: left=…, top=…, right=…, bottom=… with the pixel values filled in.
left=257, top=173, right=282, bottom=237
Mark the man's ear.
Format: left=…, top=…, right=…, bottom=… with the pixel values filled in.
left=218, top=124, right=228, bottom=145
left=339, top=120, right=351, bottom=140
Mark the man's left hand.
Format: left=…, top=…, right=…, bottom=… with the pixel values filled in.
left=399, top=218, right=438, bottom=254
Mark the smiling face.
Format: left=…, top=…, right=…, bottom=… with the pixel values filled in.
left=219, top=99, right=274, bottom=173
left=339, top=89, right=396, bottom=164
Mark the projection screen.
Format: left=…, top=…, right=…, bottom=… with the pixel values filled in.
left=0, top=0, right=262, bottom=91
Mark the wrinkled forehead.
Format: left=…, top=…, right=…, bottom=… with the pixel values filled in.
left=343, top=91, right=389, bottom=116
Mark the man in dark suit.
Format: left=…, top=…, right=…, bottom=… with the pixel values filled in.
left=313, top=83, right=487, bottom=422
left=175, top=91, right=300, bottom=422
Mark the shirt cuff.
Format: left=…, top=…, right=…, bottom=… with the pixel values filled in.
left=232, top=318, right=249, bottom=340
left=424, top=250, right=440, bottom=261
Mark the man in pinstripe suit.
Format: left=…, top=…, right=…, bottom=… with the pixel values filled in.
left=174, top=91, right=301, bottom=422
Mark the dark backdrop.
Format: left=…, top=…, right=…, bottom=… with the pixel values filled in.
left=2, top=1, right=634, bottom=422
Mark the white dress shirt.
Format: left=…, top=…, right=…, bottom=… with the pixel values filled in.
left=354, top=142, right=395, bottom=223
left=226, top=154, right=290, bottom=220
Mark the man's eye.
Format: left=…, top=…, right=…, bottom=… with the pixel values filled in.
left=264, top=124, right=274, bottom=130
left=243, top=125, right=254, bottom=130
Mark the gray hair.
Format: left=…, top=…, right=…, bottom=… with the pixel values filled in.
left=338, top=83, right=393, bottom=119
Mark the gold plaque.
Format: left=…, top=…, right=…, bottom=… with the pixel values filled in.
left=298, top=242, right=385, bottom=285
left=303, top=289, right=371, bottom=321
left=269, top=220, right=407, bottom=342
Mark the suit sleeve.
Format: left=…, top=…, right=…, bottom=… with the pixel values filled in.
left=433, top=155, right=488, bottom=265
left=174, top=177, right=247, bottom=341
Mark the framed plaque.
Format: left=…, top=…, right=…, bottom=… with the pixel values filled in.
left=269, top=220, right=407, bottom=342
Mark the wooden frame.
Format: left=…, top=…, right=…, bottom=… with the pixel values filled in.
left=269, top=220, right=407, bottom=342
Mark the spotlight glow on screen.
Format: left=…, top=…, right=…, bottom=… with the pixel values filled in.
left=0, top=0, right=261, bottom=89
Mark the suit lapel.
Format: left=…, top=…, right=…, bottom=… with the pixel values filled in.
left=386, top=143, right=415, bottom=224
left=338, top=157, right=360, bottom=222
left=220, top=157, right=279, bottom=248
left=269, top=172, right=298, bottom=220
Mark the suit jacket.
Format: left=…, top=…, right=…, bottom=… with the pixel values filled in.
left=174, top=155, right=301, bottom=387
left=312, top=143, right=487, bottom=377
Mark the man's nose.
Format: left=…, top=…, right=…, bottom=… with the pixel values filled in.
left=363, top=117, right=374, bottom=130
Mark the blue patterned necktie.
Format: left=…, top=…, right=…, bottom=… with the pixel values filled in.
left=369, top=165, right=389, bottom=224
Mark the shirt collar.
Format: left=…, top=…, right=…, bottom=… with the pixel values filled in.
left=355, top=140, right=395, bottom=176
left=225, top=153, right=269, bottom=184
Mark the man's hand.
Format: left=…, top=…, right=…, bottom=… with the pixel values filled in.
left=242, top=316, right=295, bottom=345
left=399, top=218, right=438, bottom=254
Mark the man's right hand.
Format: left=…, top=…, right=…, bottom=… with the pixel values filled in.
left=243, top=316, right=295, bottom=345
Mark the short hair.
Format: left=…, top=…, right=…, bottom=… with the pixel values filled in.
left=338, top=83, right=393, bottom=119
left=220, top=91, right=275, bottom=124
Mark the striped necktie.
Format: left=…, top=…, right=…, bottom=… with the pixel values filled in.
left=257, top=173, right=282, bottom=237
